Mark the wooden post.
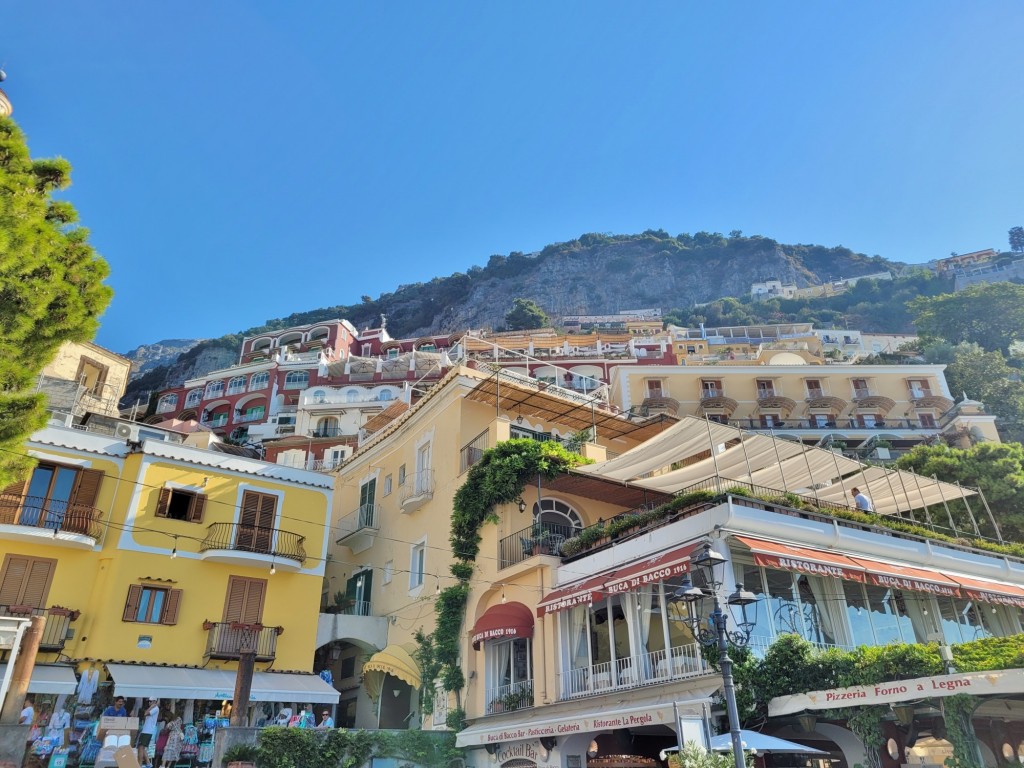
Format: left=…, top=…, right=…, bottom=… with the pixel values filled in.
left=0, top=615, right=45, bottom=724
left=230, top=628, right=256, bottom=727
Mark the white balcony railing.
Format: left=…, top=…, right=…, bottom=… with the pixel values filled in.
left=234, top=411, right=266, bottom=423
left=484, top=679, right=534, bottom=715
left=226, top=385, right=246, bottom=396
left=557, top=642, right=706, bottom=700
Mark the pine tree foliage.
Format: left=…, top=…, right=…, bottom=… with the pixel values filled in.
left=0, top=117, right=112, bottom=486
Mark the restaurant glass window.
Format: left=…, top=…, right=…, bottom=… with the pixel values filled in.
left=795, top=575, right=839, bottom=646
left=765, top=568, right=803, bottom=637
left=734, top=562, right=774, bottom=642
left=843, top=581, right=876, bottom=647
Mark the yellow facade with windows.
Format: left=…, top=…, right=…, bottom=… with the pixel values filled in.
left=1, top=420, right=334, bottom=705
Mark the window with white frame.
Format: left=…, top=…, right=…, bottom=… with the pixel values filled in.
left=249, top=372, right=269, bottom=390
left=157, top=393, right=178, bottom=413
left=227, top=375, right=247, bottom=394
left=383, top=560, right=393, bottom=585
left=409, top=542, right=425, bottom=589
left=205, top=381, right=224, bottom=398
left=284, top=371, right=309, bottom=389
left=382, top=474, right=393, bottom=496
left=485, top=637, right=532, bottom=713
left=185, top=389, right=203, bottom=408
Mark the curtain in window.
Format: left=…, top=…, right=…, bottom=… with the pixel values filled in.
left=901, top=592, right=931, bottom=643
left=493, top=641, right=512, bottom=691
left=569, top=606, right=589, bottom=670
left=805, top=575, right=844, bottom=646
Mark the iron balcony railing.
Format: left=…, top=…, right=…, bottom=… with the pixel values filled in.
left=460, top=430, right=489, bottom=474
left=485, top=680, right=534, bottom=715
left=199, top=522, right=306, bottom=563
left=557, top=642, right=707, bottom=700
left=204, top=621, right=279, bottom=661
left=337, top=504, right=379, bottom=540
left=0, top=493, right=102, bottom=540
left=498, top=521, right=578, bottom=570
left=234, top=411, right=266, bottom=423
left=400, top=470, right=434, bottom=503
left=0, top=605, right=78, bottom=651
left=726, top=417, right=937, bottom=431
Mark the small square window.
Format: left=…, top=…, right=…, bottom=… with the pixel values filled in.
left=339, top=656, right=356, bottom=679
left=383, top=475, right=393, bottom=496
left=383, top=560, right=393, bottom=585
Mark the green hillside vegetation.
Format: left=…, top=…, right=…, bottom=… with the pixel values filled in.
left=664, top=269, right=951, bottom=333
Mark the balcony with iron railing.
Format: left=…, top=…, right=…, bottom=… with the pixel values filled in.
left=234, top=410, right=266, bottom=424
left=400, top=470, right=434, bottom=513
left=336, top=503, right=380, bottom=553
left=199, top=522, right=306, bottom=570
left=485, top=680, right=534, bottom=715
left=203, top=621, right=280, bottom=662
left=499, top=521, right=578, bottom=570
left=557, top=642, right=708, bottom=700
left=201, top=414, right=229, bottom=428
left=0, top=605, right=79, bottom=652
left=460, top=430, right=490, bottom=474
left=0, top=493, right=102, bottom=548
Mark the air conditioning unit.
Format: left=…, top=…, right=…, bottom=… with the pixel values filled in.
left=115, top=423, right=140, bottom=441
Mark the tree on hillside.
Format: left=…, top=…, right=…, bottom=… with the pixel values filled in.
left=909, top=282, right=1024, bottom=354
left=924, top=342, right=1024, bottom=443
left=504, top=298, right=549, bottom=331
left=0, top=117, right=112, bottom=486
left=1010, top=226, right=1024, bottom=253
left=896, top=442, right=1024, bottom=541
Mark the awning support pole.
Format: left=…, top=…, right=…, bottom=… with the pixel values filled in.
left=956, top=481, right=982, bottom=536
left=909, top=470, right=936, bottom=528
left=934, top=474, right=960, bottom=537
left=738, top=432, right=754, bottom=483
left=770, top=433, right=789, bottom=494
left=798, top=439, right=821, bottom=506
left=704, top=415, right=722, bottom=494
left=975, top=485, right=1003, bottom=543
left=882, top=467, right=909, bottom=520
left=894, top=469, right=918, bottom=523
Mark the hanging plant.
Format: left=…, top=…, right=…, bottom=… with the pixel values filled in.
left=415, top=439, right=591, bottom=719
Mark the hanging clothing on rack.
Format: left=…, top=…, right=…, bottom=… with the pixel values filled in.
left=76, top=668, right=99, bottom=704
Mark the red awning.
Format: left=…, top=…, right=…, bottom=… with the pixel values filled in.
left=851, top=557, right=961, bottom=598
left=537, top=542, right=705, bottom=617
left=733, top=536, right=867, bottom=583
left=536, top=573, right=610, bottom=617
left=603, top=542, right=701, bottom=595
left=470, top=602, right=534, bottom=650
left=949, top=574, right=1024, bottom=608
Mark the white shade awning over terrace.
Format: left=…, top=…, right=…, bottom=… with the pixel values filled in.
left=574, top=416, right=974, bottom=517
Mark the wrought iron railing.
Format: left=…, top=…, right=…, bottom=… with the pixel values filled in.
left=204, top=622, right=279, bottom=661
left=0, top=605, right=78, bottom=651
left=337, top=504, right=379, bottom=540
left=557, top=643, right=707, bottom=699
left=485, top=680, right=534, bottom=715
left=400, top=470, right=434, bottom=503
left=199, top=522, right=306, bottom=563
left=498, top=521, right=578, bottom=570
left=0, top=493, right=102, bottom=540
left=460, top=430, right=489, bottom=474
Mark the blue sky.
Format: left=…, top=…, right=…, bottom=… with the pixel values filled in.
left=5, top=3, right=1023, bottom=351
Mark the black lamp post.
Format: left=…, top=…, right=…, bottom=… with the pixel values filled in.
left=668, top=541, right=757, bottom=768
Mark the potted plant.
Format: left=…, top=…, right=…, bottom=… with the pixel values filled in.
left=223, top=742, right=260, bottom=768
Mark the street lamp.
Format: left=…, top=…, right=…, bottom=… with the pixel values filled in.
left=668, top=541, right=757, bottom=768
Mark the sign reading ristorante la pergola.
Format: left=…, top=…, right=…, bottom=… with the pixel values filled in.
left=769, top=668, right=1024, bottom=717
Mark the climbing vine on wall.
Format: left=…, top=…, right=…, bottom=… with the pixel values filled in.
left=414, top=439, right=591, bottom=719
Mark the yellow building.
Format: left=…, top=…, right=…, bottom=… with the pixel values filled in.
left=321, top=365, right=670, bottom=729
left=1, top=416, right=337, bottom=716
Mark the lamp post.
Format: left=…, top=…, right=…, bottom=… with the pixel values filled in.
left=668, top=542, right=757, bottom=768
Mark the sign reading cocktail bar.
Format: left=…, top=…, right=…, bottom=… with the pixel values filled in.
left=769, top=668, right=1024, bottom=716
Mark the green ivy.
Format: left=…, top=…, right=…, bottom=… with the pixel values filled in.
left=255, top=727, right=461, bottom=768
left=416, top=439, right=591, bottom=719
left=942, top=694, right=982, bottom=768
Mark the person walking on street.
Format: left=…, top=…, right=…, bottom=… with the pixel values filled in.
left=138, top=697, right=160, bottom=768
left=851, top=487, right=873, bottom=512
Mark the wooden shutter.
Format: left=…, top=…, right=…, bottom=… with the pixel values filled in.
left=0, top=555, right=56, bottom=608
left=188, top=493, right=206, bottom=523
left=155, top=488, right=171, bottom=518
left=122, top=584, right=143, bottom=622
left=161, top=589, right=182, bottom=625
left=1, top=478, right=28, bottom=498
left=70, top=469, right=104, bottom=508
left=223, top=576, right=266, bottom=624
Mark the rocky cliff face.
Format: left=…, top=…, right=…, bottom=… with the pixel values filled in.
left=122, top=339, right=205, bottom=375
left=122, top=232, right=897, bottom=395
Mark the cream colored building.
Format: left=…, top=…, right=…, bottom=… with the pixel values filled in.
left=320, top=366, right=669, bottom=729
left=611, top=357, right=1000, bottom=457
left=37, top=340, right=133, bottom=419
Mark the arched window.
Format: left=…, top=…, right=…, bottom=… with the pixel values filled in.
left=249, top=372, right=269, bottom=390
left=533, top=498, right=583, bottom=532
left=418, top=343, right=437, bottom=352
left=156, top=393, right=178, bottom=413
left=185, top=389, right=203, bottom=408
left=387, top=348, right=400, bottom=359
left=227, top=376, right=247, bottom=394
left=205, top=380, right=224, bottom=398
left=345, top=389, right=359, bottom=403
left=378, top=390, right=393, bottom=401
left=313, top=389, right=327, bottom=404
left=315, top=417, right=339, bottom=438
left=283, top=371, right=309, bottom=389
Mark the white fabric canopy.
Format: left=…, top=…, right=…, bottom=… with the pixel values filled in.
left=575, top=416, right=975, bottom=517
left=0, top=663, right=78, bottom=694
left=106, top=664, right=339, bottom=703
